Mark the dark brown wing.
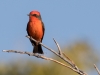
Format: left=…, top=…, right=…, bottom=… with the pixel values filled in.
left=26, top=22, right=36, bottom=46
left=41, top=21, right=45, bottom=42
left=26, top=22, right=29, bottom=35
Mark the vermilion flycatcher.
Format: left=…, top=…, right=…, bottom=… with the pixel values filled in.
left=27, top=10, right=45, bottom=54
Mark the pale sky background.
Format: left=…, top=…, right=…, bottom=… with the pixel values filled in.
left=0, top=0, right=100, bottom=74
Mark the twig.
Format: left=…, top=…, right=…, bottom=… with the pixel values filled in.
left=2, top=35, right=88, bottom=75
left=53, top=38, right=62, bottom=55
left=2, top=49, right=80, bottom=74
left=62, top=52, right=75, bottom=66
left=53, top=38, right=80, bottom=72
left=26, top=36, right=74, bottom=67
left=53, top=38, right=82, bottom=73
left=26, top=35, right=87, bottom=75
left=94, top=64, right=100, bottom=75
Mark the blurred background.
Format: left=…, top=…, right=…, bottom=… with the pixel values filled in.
left=0, top=0, right=100, bottom=75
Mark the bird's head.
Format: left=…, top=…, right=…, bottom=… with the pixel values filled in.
left=28, top=10, right=42, bottom=20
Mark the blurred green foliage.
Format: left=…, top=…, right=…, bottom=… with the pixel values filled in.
left=0, top=41, right=99, bottom=75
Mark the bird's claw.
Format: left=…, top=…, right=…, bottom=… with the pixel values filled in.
left=36, top=41, right=41, bottom=45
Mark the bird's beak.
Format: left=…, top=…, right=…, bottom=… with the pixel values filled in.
left=27, top=14, right=29, bottom=16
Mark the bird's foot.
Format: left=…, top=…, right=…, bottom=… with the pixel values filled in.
left=36, top=41, right=41, bottom=45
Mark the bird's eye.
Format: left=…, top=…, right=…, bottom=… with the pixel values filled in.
left=32, top=14, right=37, bottom=16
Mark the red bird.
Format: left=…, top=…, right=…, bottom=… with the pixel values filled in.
left=27, top=10, right=45, bottom=54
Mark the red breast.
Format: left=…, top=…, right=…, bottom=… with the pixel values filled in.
left=27, top=19, right=43, bottom=41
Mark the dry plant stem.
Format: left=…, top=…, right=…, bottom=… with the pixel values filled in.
left=62, top=52, right=75, bottom=66
left=42, top=56, right=84, bottom=75
left=53, top=38, right=80, bottom=72
left=53, top=38, right=79, bottom=72
left=94, top=64, right=100, bottom=75
left=53, top=38, right=62, bottom=55
left=3, top=50, right=85, bottom=75
left=2, top=35, right=88, bottom=75
left=26, top=35, right=87, bottom=75
left=26, top=36, right=73, bottom=66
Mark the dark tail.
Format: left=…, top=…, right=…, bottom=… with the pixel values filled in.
left=33, top=44, right=43, bottom=54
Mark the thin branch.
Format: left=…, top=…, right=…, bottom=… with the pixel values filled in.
left=53, top=38, right=81, bottom=73
left=94, top=64, right=100, bottom=75
left=62, top=52, right=75, bottom=66
left=53, top=38, right=62, bottom=55
left=53, top=38, right=79, bottom=72
left=2, top=49, right=80, bottom=74
left=3, top=50, right=40, bottom=57
left=26, top=36, right=74, bottom=67
left=2, top=35, right=88, bottom=75
left=26, top=35, right=87, bottom=75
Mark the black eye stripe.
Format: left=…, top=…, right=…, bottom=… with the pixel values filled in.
left=32, top=14, right=36, bottom=16
left=31, top=14, right=42, bottom=20
left=32, top=14, right=38, bottom=17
